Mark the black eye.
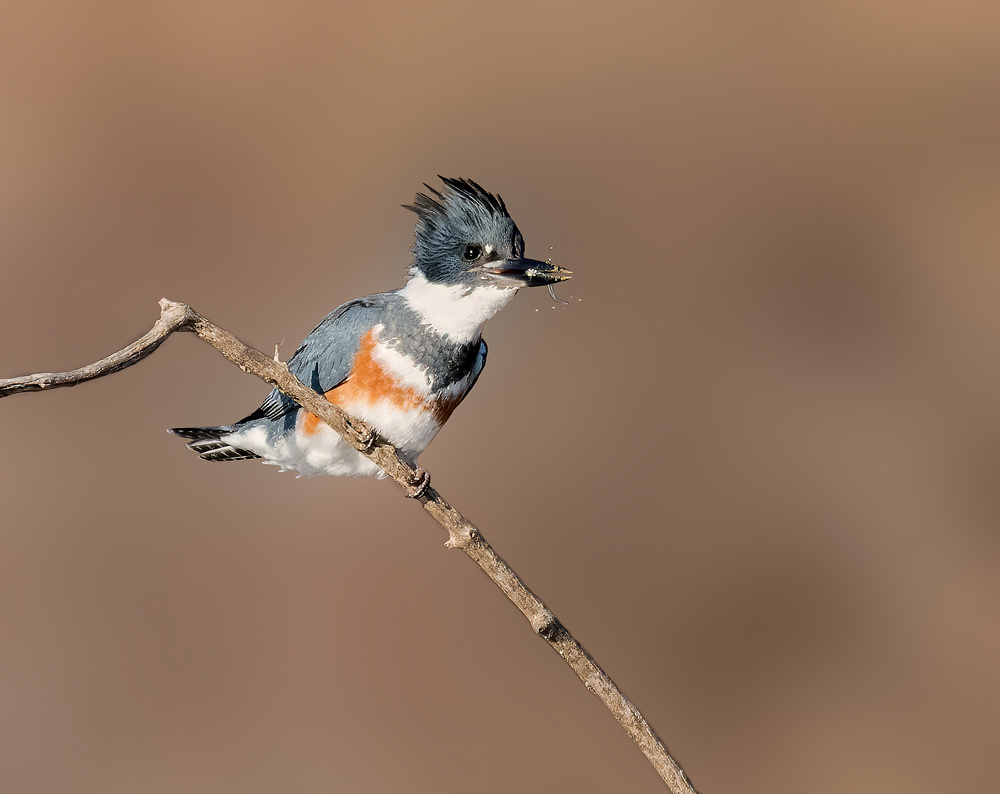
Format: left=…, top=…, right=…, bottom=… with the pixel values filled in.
left=463, top=244, right=483, bottom=262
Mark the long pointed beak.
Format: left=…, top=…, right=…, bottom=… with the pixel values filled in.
left=483, top=257, right=573, bottom=288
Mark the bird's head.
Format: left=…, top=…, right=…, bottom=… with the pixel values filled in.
left=404, top=177, right=571, bottom=289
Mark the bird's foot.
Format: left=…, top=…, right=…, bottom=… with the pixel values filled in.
left=405, top=467, right=430, bottom=499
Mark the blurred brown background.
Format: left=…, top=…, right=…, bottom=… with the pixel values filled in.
left=2, top=2, right=999, bottom=792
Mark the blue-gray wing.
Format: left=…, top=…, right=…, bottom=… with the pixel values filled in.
left=237, top=295, right=388, bottom=424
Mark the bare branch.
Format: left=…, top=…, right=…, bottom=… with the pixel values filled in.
left=0, top=299, right=699, bottom=793
left=0, top=300, right=191, bottom=397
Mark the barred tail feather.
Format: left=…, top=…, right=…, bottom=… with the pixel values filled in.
left=168, top=426, right=261, bottom=462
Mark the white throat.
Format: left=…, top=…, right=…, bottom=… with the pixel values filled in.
left=400, top=271, right=517, bottom=343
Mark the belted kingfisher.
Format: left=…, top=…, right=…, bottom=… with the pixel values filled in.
left=170, top=177, right=571, bottom=483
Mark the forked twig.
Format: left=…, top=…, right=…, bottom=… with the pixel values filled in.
left=0, top=299, right=699, bottom=793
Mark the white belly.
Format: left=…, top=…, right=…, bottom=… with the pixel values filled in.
left=226, top=398, right=445, bottom=479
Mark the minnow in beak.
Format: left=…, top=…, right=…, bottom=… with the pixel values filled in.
left=483, top=257, right=573, bottom=288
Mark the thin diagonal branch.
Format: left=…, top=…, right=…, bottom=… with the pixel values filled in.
left=0, top=301, right=189, bottom=396
left=0, top=299, right=699, bottom=793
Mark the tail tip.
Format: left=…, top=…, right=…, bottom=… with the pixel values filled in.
left=168, top=425, right=261, bottom=462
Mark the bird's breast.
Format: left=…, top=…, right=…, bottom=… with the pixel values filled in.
left=300, top=328, right=470, bottom=444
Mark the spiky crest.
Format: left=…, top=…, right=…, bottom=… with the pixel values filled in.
left=404, top=177, right=510, bottom=227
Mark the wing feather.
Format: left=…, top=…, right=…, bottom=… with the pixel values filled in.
left=237, top=296, right=386, bottom=424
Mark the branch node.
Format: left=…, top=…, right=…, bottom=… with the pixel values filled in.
left=444, top=525, right=480, bottom=551
left=158, top=298, right=196, bottom=329
left=530, top=609, right=562, bottom=639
